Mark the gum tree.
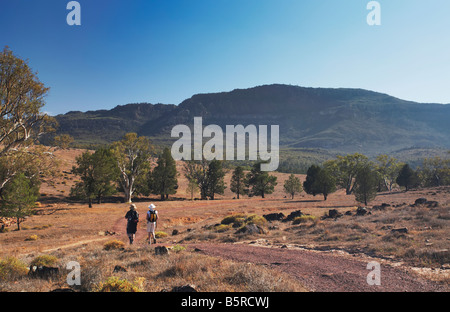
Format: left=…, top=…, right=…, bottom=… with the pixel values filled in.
left=112, top=133, right=152, bottom=203
left=0, top=47, right=56, bottom=196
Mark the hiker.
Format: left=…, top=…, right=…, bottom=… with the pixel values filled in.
left=125, top=204, right=139, bottom=244
left=146, top=203, right=159, bottom=244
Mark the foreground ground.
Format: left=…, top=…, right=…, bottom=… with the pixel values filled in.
left=0, top=148, right=448, bottom=292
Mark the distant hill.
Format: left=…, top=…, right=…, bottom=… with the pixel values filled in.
left=48, top=84, right=450, bottom=157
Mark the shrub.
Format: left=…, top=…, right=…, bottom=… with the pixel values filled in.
left=103, top=240, right=125, bottom=251
left=292, top=215, right=317, bottom=225
left=0, top=257, right=28, bottom=281
left=214, top=224, right=231, bottom=233
left=171, top=245, right=186, bottom=253
left=245, top=214, right=267, bottom=226
left=25, top=235, right=38, bottom=241
left=221, top=214, right=266, bottom=228
left=221, top=214, right=247, bottom=225
left=30, top=255, right=58, bottom=267
left=155, top=231, right=168, bottom=238
left=94, top=276, right=144, bottom=292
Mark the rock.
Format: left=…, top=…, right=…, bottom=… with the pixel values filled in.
left=413, top=198, right=439, bottom=208
left=235, top=224, right=266, bottom=235
left=356, top=207, right=368, bottom=216
left=345, top=211, right=353, bottom=216
left=414, top=198, right=428, bottom=205
left=113, top=265, right=127, bottom=273
left=172, top=229, right=179, bottom=236
left=328, top=209, right=342, bottom=219
left=171, top=284, right=197, bottom=292
left=263, top=213, right=285, bottom=222
left=155, top=246, right=170, bottom=256
left=425, top=201, right=439, bottom=208
left=29, top=266, right=59, bottom=279
left=373, top=203, right=390, bottom=211
left=283, top=210, right=304, bottom=222
left=391, top=227, right=408, bottom=234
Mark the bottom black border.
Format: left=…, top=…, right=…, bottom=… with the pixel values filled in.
left=0, top=292, right=446, bottom=311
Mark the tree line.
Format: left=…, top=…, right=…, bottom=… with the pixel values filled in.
left=301, top=153, right=450, bottom=206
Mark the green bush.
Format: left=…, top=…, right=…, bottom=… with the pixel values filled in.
left=245, top=214, right=267, bottom=226
left=155, top=231, right=168, bottom=238
left=221, top=214, right=247, bottom=225
left=103, top=240, right=125, bottom=251
left=25, top=234, right=38, bottom=241
left=221, top=214, right=266, bottom=228
left=0, top=257, right=28, bottom=281
left=30, top=255, right=59, bottom=267
left=214, top=224, right=231, bottom=233
left=94, top=276, right=144, bottom=292
left=292, top=215, right=317, bottom=225
left=171, top=245, right=186, bottom=253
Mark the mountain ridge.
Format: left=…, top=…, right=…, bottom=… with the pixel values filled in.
left=48, top=84, right=450, bottom=155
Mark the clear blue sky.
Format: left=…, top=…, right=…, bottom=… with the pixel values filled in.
left=1, top=0, right=449, bottom=115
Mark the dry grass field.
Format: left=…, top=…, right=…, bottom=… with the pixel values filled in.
left=0, top=148, right=448, bottom=292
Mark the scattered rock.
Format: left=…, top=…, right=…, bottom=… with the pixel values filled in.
left=356, top=207, right=369, bottom=216
left=235, top=224, right=266, bottom=235
left=391, top=227, right=408, bottom=234
left=327, top=209, right=342, bottom=219
left=414, top=198, right=428, bottom=205
left=263, top=213, right=285, bottom=222
left=345, top=211, right=353, bottom=216
left=373, top=203, right=390, bottom=211
left=413, top=198, right=439, bottom=208
left=28, top=266, right=59, bottom=279
left=155, top=246, right=170, bottom=256
left=283, top=210, right=304, bottom=222
left=172, top=229, right=179, bottom=236
left=113, top=265, right=127, bottom=273
left=425, top=201, right=439, bottom=208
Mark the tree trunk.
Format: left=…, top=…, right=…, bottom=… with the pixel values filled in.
left=88, top=197, right=92, bottom=208
left=160, top=193, right=165, bottom=200
left=124, top=189, right=133, bottom=203
left=17, top=217, right=21, bottom=231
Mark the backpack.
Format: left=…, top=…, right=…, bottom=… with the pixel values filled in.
left=127, top=211, right=138, bottom=223
left=148, top=210, right=157, bottom=222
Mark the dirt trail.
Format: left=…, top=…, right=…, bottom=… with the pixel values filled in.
left=112, top=215, right=448, bottom=292
left=190, top=243, right=447, bottom=292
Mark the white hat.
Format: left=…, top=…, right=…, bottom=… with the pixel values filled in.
left=148, top=204, right=156, bottom=210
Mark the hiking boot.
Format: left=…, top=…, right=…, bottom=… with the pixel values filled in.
left=153, top=238, right=157, bottom=244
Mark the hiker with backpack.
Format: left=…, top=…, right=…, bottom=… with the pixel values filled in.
left=125, top=204, right=139, bottom=244
left=146, top=203, right=158, bottom=245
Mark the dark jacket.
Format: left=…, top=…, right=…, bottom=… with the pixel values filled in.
left=125, top=210, right=139, bottom=234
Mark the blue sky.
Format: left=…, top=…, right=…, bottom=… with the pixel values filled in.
left=1, top=0, right=449, bottom=115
